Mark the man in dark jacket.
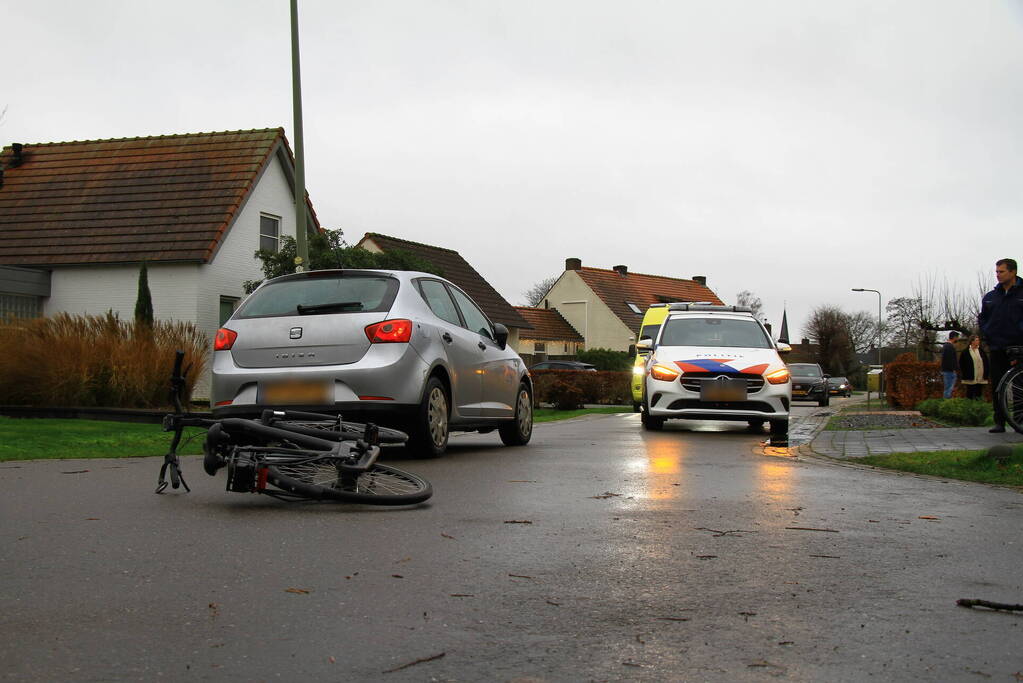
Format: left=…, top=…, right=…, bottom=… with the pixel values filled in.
left=940, top=331, right=960, bottom=399
left=978, top=258, right=1023, bottom=432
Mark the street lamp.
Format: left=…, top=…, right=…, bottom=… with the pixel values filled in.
left=851, top=288, right=882, bottom=368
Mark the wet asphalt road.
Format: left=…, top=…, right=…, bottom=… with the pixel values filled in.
left=2, top=401, right=1023, bottom=682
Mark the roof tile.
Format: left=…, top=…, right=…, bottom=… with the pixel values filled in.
left=573, top=266, right=724, bottom=335
left=0, top=128, right=318, bottom=267
left=513, top=307, right=583, bottom=342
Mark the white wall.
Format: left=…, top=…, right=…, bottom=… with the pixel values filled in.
left=542, top=271, right=634, bottom=351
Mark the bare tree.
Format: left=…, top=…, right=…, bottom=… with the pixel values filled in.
left=802, top=305, right=857, bottom=375
left=735, top=290, right=763, bottom=319
left=521, top=275, right=559, bottom=307
left=885, top=297, right=922, bottom=348
left=845, top=310, right=878, bottom=355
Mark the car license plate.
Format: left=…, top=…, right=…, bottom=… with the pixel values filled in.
left=259, top=379, right=331, bottom=405
left=792, top=389, right=808, bottom=396
left=700, top=378, right=746, bottom=402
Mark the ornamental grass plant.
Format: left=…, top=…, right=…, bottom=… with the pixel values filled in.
left=0, top=312, right=208, bottom=408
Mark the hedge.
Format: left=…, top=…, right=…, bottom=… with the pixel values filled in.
left=916, top=398, right=993, bottom=427
left=884, top=353, right=945, bottom=408
left=530, top=370, right=632, bottom=409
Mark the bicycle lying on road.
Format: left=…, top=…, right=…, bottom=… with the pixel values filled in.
left=996, top=345, right=1023, bottom=434
left=156, top=351, right=432, bottom=505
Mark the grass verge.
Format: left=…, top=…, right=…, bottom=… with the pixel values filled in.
left=534, top=406, right=633, bottom=423
left=0, top=417, right=205, bottom=462
left=859, top=445, right=1023, bottom=487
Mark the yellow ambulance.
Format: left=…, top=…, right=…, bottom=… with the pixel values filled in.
left=630, top=304, right=672, bottom=410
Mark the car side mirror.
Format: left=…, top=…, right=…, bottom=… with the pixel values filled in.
left=823, top=374, right=831, bottom=380
left=493, top=323, right=509, bottom=350
left=776, top=342, right=792, bottom=355
left=636, top=339, right=653, bottom=356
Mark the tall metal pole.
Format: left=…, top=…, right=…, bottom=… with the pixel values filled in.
left=290, top=0, right=308, bottom=272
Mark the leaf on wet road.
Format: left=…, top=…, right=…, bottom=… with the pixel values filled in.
left=590, top=491, right=622, bottom=499
left=918, top=515, right=940, bottom=520
left=284, top=587, right=310, bottom=594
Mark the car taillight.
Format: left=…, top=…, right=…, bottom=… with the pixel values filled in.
left=650, top=364, right=681, bottom=381
left=365, top=319, right=413, bottom=343
left=765, top=368, right=790, bottom=384
left=214, top=328, right=238, bottom=351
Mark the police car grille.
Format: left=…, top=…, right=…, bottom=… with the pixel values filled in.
left=680, top=372, right=765, bottom=393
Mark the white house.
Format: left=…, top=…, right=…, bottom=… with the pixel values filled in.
left=0, top=128, right=320, bottom=398
left=541, top=258, right=724, bottom=352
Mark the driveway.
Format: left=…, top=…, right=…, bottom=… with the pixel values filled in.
left=2, top=406, right=1021, bottom=681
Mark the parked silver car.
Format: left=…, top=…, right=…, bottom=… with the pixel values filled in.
left=211, top=269, right=533, bottom=456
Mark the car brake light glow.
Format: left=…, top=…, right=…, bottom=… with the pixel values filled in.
left=650, top=364, right=681, bottom=381
left=766, top=368, right=791, bottom=384
left=365, top=319, right=413, bottom=343
left=214, top=328, right=238, bottom=351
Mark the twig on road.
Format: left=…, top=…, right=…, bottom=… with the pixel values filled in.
left=382, top=652, right=445, bottom=674
left=957, top=598, right=1023, bottom=612
left=694, top=527, right=757, bottom=537
left=785, top=526, right=839, bottom=533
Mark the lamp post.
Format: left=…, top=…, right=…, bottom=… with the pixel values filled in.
left=852, top=288, right=883, bottom=397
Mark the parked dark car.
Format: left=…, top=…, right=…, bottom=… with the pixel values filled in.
left=788, top=363, right=830, bottom=406
left=530, top=361, right=597, bottom=371
left=828, top=376, right=852, bottom=397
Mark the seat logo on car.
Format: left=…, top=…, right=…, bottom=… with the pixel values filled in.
left=290, top=327, right=303, bottom=339
left=275, top=352, right=315, bottom=360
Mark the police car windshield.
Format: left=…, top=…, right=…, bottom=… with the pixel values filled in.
left=659, top=317, right=772, bottom=349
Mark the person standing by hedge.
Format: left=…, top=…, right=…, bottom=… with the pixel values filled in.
left=959, top=335, right=989, bottom=400
left=940, top=331, right=961, bottom=398
left=979, top=258, right=1023, bottom=432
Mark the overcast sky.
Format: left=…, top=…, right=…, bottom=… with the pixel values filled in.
left=5, top=1, right=1021, bottom=339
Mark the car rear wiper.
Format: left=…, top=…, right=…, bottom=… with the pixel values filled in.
left=296, top=301, right=364, bottom=315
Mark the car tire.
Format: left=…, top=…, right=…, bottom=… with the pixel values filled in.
left=408, top=376, right=449, bottom=458
left=499, top=382, right=533, bottom=446
left=746, top=419, right=766, bottom=431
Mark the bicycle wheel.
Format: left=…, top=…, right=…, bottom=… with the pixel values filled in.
left=267, top=459, right=432, bottom=505
left=998, top=367, right=1023, bottom=434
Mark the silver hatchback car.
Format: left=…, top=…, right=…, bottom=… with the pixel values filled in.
left=211, top=269, right=534, bottom=456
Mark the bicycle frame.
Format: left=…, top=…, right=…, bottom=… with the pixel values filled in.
left=156, top=351, right=383, bottom=495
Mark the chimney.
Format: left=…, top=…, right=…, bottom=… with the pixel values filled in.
left=612, top=264, right=628, bottom=276
left=692, top=275, right=707, bottom=286
left=10, top=143, right=23, bottom=167
left=565, top=257, right=582, bottom=271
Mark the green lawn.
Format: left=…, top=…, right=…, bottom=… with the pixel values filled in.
left=860, top=446, right=1023, bottom=487
left=534, top=406, right=633, bottom=422
left=0, top=416, right=206, bottom=462
left=0, top=408, right=631, bottom=461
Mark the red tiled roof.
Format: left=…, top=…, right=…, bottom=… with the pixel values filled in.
left=0, top=128, right=319, bottom=266
left=514, top=307, right=583, bottom=342
left=573, top=266, right=724, bottom=335
left=358, top=233, right=530, bottom=330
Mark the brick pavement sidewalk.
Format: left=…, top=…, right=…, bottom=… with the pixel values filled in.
left=792, top=407, right=1023, bottom=459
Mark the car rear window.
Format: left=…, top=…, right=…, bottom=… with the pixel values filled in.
left=659, top=317, right=772, bottom=349
left=790, top=364, right=823, bottom=377
left=234, top=274, right=399, bottom=319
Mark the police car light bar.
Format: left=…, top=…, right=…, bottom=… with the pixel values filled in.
left=666, top=303, right=753, bottom=313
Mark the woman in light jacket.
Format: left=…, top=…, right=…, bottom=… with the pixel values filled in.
left=959, top=335, right=990, bottom=400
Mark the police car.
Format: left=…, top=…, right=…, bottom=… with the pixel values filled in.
left=637, top=304, right=791, bottom=436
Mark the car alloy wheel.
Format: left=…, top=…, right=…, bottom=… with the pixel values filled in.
left=427, top=385, right=448, bottom=448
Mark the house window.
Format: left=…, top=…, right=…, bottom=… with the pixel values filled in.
left=0, top=294, right=42, bottom=319
left=219, top=296, right=240, bottom=325
left=626, top=301, right=642, bottom=315
left=259, top=214, right=281, bottom=252
left=535, top=342, right=546, bottom=353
